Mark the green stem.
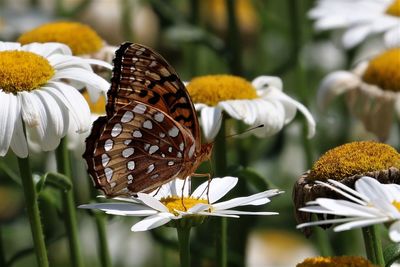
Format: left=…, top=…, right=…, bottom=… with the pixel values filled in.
left=0, top=225, right=6, bottom=267
left=17, top=156, right=49, bottom=267
left=362, top=225, right=385, bottom=266
left=177, top=227, right=191, bottom=267
left=55, top=138, right=84, bottom=267
left=313, top=225, right=333, bottom=256
left=94, top=213, right=112, bottom=267
left=226, top=0, right=243, bottom=75
left=121, top=0, right=134, bottom=41
left=214, top=119, right=227, bottom=267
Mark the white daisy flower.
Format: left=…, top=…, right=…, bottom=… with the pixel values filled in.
left=80, top=176, right=283, bottom=232
left=0, top=41, right=111, bottom=158
left=317, top=48, right=400, bottom=141
left=186, top=75, right=316, bottom=142
left=297, top=176, right=400, bottom=243
left=309, top=0, right=400, bottom=48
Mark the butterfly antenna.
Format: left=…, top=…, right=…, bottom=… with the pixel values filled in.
left=224, top=124, right=264, bottom=139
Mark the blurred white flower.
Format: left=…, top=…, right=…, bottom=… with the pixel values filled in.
left=317, top=48, right=400, bottom=140
left=80, top=177, right=283, bottom=232
left=309, top=0, right=400, bottom=48
left=187, top=75, right=316, bottom=142
left=297, top=176, right=400, bottom=243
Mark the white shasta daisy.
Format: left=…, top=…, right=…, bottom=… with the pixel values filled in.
left=309, top=0, right=400, bottom=48
left=80, top=176, right=283, bottom=232
left=297, top=176, right=400, bottom=242
left=187, top=75, right=316, bottom=142
left=0, top=41, right=111, bottom=158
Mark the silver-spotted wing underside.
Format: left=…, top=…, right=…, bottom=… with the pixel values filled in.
left=84, top=101, right=196, bottom=196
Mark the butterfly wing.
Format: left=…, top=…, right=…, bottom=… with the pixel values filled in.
left=107, top=42, right=201, bottom=145
left=84, top=101, right=196, bottom=196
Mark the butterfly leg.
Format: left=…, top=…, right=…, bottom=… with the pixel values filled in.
left=191, top=173, right=212, bottom=205
left=152, top=186, right=162, bottom=197
left=181, top=177, right=188, bottom=211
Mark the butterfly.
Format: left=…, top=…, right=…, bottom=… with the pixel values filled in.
left=83, top=42, right=213, bottom=197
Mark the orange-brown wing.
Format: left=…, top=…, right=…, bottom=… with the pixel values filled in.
left=83, top=101, right=196, bottom=196
left=107, top=42, right=201, bottom=144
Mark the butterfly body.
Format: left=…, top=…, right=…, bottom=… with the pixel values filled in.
left=83, top=43, right=212, bottom=197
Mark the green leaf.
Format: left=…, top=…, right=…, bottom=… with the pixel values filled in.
left=37, top=172, right=72, bottom=192
left=384, top=242, right=400, bottom=267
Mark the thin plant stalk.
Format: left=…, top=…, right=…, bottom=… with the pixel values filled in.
left=17, top=155, right=49, bottom=267
left=55, top=138, right=84, bottom=267
left=214, top=119, right=227, bottom=267
left=0, top=225, right=6, bottom=267
left=362, top=225, right=385, bottom=266
left=226, top=0, right=243, bottom=75
left=94, top=212, right=112, bottom=267
left=177, top=226, right=191, bottom=267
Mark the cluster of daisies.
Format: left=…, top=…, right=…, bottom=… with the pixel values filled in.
left=1, top=0, right=400, bottom=264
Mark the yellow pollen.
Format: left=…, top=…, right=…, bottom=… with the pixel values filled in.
left=362, top=48, right=400, bottom=92
left=309, top=141, right=400, bottom=181
left=386, top=0, right=400, bottom=17
left=393, top=201, right=400, bottom=211
left=296, top=256, right=377, bottom=267
left=160, top=196, right=208, bottom=216
left=0, top=51, right=54, bottom=93
left=82, top=90, right=106, bottom=114
left=187, top=75, right=258, bottom=106
left=18, top=22, right=103, bottom=55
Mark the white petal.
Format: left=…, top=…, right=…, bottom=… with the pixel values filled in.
left=79, top=203, right=158, bottom=216
left=212, top=190, right=281, bottom=211
left=297, top=217, right=359, bottom=229
left=389, top=220, right=400, bottom=242
left=384, top=26, right=400, bottom=48
left=0, top=42, right=21, bottom=51
left=317, top=71, right=359, bottom=110
left=266, top=88, right=316, bottom=138
left=10, top=116, right=28, bottom=158
left=314, top=198, right=382, bottom=217
left=252, top=76, right=283, bottom=91
left=47, top=82, right=91, bottom=133
left=187, top=203, right=210, bottom=213
left=195, top=211, right=239, bottom=218
left=250, top=99, right=286, bottom=137
left=19, top=91, right=40, bottom=127
left=192, top=176, right=238, bottom=203
left=215, top=210, right=278, bottom=216
left=52, top=68, right=109, bottom=95
left=200, top=106, right=222, bottom=142
left=318, top=180, right=368, bottom=205
left=333, top=217, right=389, bottom=232
left=131, top=213, right=174, bottom=232
left=342, top=25, right=372, bottom=48
left=22, top=42, right=72, bottom=57
left=194, top=103, right=208, bottom=111
left=137, top=193, right=169, bottom=212
left=0, top=92, right=20, bottom=156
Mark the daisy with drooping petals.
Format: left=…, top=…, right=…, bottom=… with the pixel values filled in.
left=186, top=75, right=316, bottom=142
left=297, top=176, right=400, bottom=243
left=318, top=48, right=400, bottom=141
left=0, top=41, right=111, bottom=158
left=80, top=176, right=283, bottom=232
left=293, top=141, right=400, bottom=235
left=309, top=0, right=400, bottom=48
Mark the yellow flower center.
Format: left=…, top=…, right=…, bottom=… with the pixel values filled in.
left=186, top=75, right=258, bottom=106
left=160, top=196, right=208, bottom=216
left=82, top=90, right=106, bottom=114
left=362, top=48, right=400, bottom=92
left=297, top=256, right=377, bottom=267
left=393, top=201, right=400, bottom=211
left=18, top=22, right=103, bottom=55
left=309, top=141, right=400, bottom=181
left=0, top=51, right=54, bottom=93
left=386, top=0, right=400, bottom=17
